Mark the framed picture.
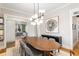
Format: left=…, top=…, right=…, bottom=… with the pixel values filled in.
left=46, top=16, right=59, bottom=33
left=0, top=30, right=4, bottom=35
left=0, top=17, right=3, bottom=23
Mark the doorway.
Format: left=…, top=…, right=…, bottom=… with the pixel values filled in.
left=72, top=15, right=79, bottom=50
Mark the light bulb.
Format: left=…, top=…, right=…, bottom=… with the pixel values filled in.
left=34, top=14, right=38, bottom=18
left=39, top=20, right=43, bottom=24
left=30, top=18, right=33, bottom=21
left=39, top=10, right=45, bottom=13
left=35, top=19, right=39, bottom=23
left=41, top=16, right=44, bottom=20
left=31, top=22, right=36, bottom=25
left=37, top=20, right=43, bottom=25
left=32, top=15, right=35, bottom=19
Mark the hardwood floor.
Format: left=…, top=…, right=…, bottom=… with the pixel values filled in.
left=0, top=48, right=6, bottom=54
left=0, top=40, right=79, bottom=56
left=0, top=41, right=15, bottom=56
left=60, top=41, right=79, bottom=56
left=6, top=41, right=15, bottom=48
left=73, top=41, right=79, bottom=56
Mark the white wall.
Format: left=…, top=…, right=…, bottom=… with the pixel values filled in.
left=39, top=9, right=72, bottom=49
left=26, top=20, right=36, bottom=37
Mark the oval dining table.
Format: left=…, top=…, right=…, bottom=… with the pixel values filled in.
left=26, top=37, right=61, bottom=55
left=26, top=37, right=61, bottom=51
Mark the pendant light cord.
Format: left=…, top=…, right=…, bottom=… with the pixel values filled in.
left=34, top=3, right=35, bottom=15
left=38, top=3, right=39, bottom=18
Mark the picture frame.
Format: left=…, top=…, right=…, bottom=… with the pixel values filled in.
left=0, top=17, right=4, bottom=41
left=46, top=16, right=59, bottom=33
left=0, top=17, right=4, bottom=23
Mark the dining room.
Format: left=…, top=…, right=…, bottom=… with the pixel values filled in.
left=0, top=3, right=79, bottom=56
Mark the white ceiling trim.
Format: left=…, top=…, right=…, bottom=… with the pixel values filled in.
left=0, top=6, right=30, bottom=17
left=47, top=3, right=71, bottom=14
left=4, top=14, right=27, bottom=22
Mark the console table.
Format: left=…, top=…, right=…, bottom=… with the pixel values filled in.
left=41, top=35, right=62, bottom=45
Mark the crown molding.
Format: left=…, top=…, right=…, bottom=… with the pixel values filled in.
left=47, top=3, right=71, bottom=14
left=0, top=6, right=31, bottom=17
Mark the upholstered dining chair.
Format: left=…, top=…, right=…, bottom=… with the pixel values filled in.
left=49, top=38, right=56, bottom=41
left=49, top=38, right=61, bottom=55
left=26, top=43, right=43, bottom=56
left=19, top=40, right=34, bottom=56
left=19, top=39, right=43, bottom=56
left=43, top=37, right=48, bottom=40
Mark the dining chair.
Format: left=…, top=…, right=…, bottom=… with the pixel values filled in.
left=49, top=38, right=56, bottom=41
left=49, top=38, right=60, bottom=55
left=26, top=43, right=43, bottom=56
left=19, top=39, right=43, bottom=56
left=43, top=37, right=48, bottom=40
left=19, top=40, right=34, bottom=56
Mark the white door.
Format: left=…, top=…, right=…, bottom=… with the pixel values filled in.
left=76, top=18, right=79, bottom=41
left=6, top=20, right=15, bottom=42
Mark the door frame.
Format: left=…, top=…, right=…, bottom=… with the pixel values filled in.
left=70, top=8, right=79, bottom=49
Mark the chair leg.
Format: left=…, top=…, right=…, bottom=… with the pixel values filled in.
left=43, top=51, right=46, bottom=56
left=58, top=49, right=60, bottom=52
left=42, top=51, right=49, bottom=56
left=20, top=48, right=25, bottom=56
left=47, top=51, right=54, bottom=56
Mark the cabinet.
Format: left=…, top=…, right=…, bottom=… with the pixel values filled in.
left=0, top=17, right=4, bottom=41
left=41, top=35, right=62, bottom=45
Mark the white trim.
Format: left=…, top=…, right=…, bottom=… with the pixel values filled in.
left=69, top=10, right=73, bottom=49
left=47, top=3, right=71, bottom=14
left=0, top=6, right=29, bottom=16
left=4, top=14, right=27, bottom=22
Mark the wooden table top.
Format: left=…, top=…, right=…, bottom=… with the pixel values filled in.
left=26, top=37, right=61, bottom=51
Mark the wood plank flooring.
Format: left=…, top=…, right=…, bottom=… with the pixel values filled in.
left=6, top=41, right=15, bottom=48
left=0, top=40, right=79, bottom=56
left=73, top=41, right=79, bottom=56
left=0, top=48, right=6, bottom=54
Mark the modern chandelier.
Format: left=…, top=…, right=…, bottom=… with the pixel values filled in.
left=30, top=3, right=45, bottom=25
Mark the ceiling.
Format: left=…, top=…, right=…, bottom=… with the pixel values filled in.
left=0, top=3, right=70, bottom=18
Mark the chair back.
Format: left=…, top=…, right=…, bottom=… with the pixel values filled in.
left=43, top=37, right=48, bottom=40
left=20, top=40, right=33, bottom=56
left=49, top=38, right=56, bottom=42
